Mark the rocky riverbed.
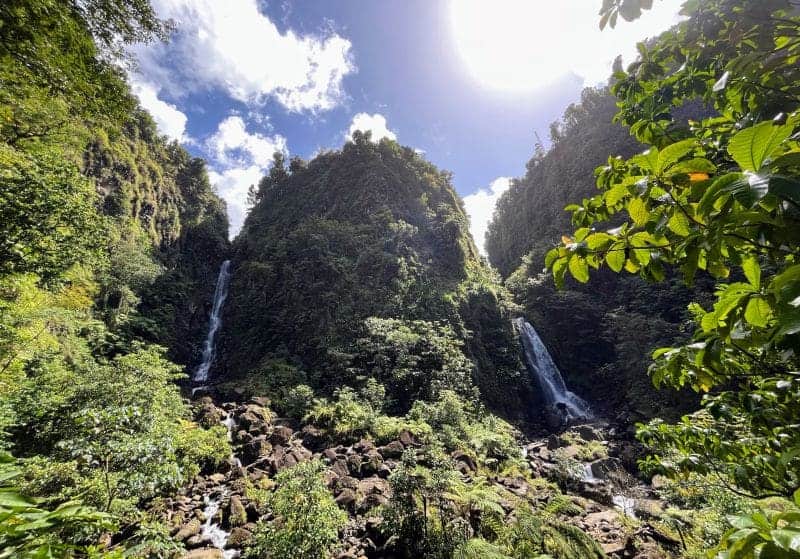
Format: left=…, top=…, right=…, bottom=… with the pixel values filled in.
left=164, top=395, right=681, bottom=558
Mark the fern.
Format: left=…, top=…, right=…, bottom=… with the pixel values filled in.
left=452, top=538, right=512, bottom=559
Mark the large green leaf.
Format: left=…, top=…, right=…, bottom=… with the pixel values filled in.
left=728, top=122, right=793, bottom=171
left=656, top=139, right=696, bottom=174
left=742, top=256, right=761, bottom=289
left=568, top=256, right=589, bottom=283
left=745, top=297, right=772, bottom=328
left=627, top=197, right=650, bottom=226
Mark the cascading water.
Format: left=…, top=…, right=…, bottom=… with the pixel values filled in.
left=514, top=317, right=593, bottom=425
left=193, top=260, right=231, bottom=383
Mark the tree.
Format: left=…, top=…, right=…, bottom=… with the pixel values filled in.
left=547, top=0, right=800, bottom=554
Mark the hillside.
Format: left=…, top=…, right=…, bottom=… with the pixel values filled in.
left=218, top=134, right=536, bottom=419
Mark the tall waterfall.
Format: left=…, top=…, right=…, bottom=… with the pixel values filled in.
left=514, top=317, right=592, bottom=424
left=193, top=260, right=231, bottom=383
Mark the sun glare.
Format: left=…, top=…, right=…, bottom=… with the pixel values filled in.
left=449, top=0, right=684, bottom=92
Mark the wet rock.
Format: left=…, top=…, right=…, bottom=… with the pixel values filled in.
left=243, top=437, right=272, bottom=464
left=174, top=519, right=201, bottom=541
left=590, top=457, right=624, bottom=480
left=579, top=481, right=614, bottom=506
left=546, top=434, right=563, bottom=450
left=185, top=535, right=204, bottom=549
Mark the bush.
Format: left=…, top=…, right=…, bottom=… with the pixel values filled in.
left=245, top=460, right=346, bottom=559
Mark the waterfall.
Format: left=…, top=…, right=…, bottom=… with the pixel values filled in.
left=514, top=318, right=592, bottom=424
left=193, top=260, right=231, bottom=383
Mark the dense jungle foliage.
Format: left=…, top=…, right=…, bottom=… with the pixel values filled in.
left=3, top=0, right=800, bottom=557
left=221, top=136, right=536, bottom=419
left=1, top=0, right=230, bottom=555
left=545, top=0, right=800, bottom=556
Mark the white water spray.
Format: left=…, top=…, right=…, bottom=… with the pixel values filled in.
left=199, top=491, right=239, bottom=559
left=193, top=260, right=231, bottom=382
left=514, top=318, right=593, bottom=423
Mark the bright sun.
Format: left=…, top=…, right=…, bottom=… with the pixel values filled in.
left=449, top=0, right=684, bottom=92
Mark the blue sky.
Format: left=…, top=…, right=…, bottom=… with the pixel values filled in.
left=129, top=0, right=683, bottom=247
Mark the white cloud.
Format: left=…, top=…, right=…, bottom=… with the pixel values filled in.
left=135, top=0, right=354, bottom=112
left=463, top=177, right=512, bottom=255
left=347, top=112, right=397, bottom=142
left=204, top=116, right=287, bottom=236
left=208, top=165, right=262, bottom=238
left=130, top=80, right=187, bottom=141
left=206, top=116, right=286, bottom=168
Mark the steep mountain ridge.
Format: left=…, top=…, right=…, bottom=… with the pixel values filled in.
left=218, top=133, right=536, bottom=419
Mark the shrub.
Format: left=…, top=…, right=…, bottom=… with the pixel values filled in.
left=245, top=460, right=346, bottom=559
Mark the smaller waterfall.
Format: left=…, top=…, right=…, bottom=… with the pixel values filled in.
left=514, top=318, right=592, bottom=425
left=193, top=260, right=231, bottom=383
left=198, top=491, right=240, bottom=559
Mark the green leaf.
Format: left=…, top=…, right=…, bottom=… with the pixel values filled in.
left=568, top=256, right=590, bottom=283
left=606, top=183, right=630, bottom=206
left=728, top=122, right=793, bottom=171
left=742, top=256, right=761, bottom=289
left=628, top=197, right=650, bottom=226
left=669, top=157, right=717, bottom=175
left=667, top=211, right=691, bottom=236
left=771, top=528, right=800, bottom=552
left=744, top=297, right=772, bottom=328
left=657, top=139, right=696, bottom=174
left=606, top=243, right=626, bottom=272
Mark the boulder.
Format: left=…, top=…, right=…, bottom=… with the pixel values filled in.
left=322, top=448, right=339, bottom=462
left=332, top=459, right=349, bottom=478
left=346, top=453, right=363, bottom=475
left=577, top=425, right=602, bottom=441
left=196, top=403, right=223, bottom=428
left=378, top=440, right=404, bottom=459
left=301, top=425, right=326, bottom=450
left=358, top=477, right=390, bottom=497
left=451, top=450, right=477, bottom=472
left=181, top=549, right=223, bottom=559
left=590, top=457, right=624, bottom=480
left=269, top=425, right=294, bottom=446
left=227, top=527, right=253, bottom=548
left=335, top=488, right=357, bottom=510
left=227, top=496, right=247, bottom=527
left=174, top=519, right=201, bottom=541
left=398, top=430, right=418, bottom=447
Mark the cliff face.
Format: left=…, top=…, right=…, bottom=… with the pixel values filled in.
left=219, top=135, right=535, bottom=419
left=83, top=110, right=230, bottom=365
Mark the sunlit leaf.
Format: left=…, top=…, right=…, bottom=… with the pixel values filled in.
left=728, top=122, right=793, bottom=171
